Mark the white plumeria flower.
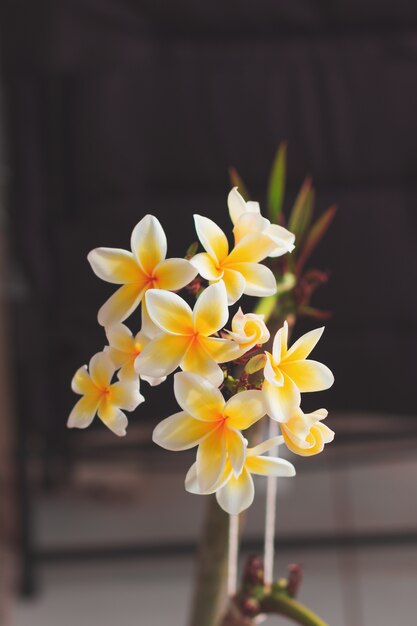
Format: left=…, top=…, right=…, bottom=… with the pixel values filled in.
left=67, top=351, right=144, bottom=437
left=186, top=436, right=295, bottom=515
left=281, top=407, right=334, bottom=456
left=228, top=187, right=295, bottom=257
left=88, top=214, right=198, bottom=328
left=135, top=282, right=240, bottom=387
left=225, top=307, right=270, bottom=352
left=153, top=372, right=266, bottom=492
left=105, top=323, right=166, bottom=386
left=191, top=214, right=277, bottom=305
left=263, top=321, right=334, bottom=423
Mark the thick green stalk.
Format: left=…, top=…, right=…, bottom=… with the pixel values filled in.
left=188, top=496, right=230, bottom=626
left=261, top=593, right=329, bottom=626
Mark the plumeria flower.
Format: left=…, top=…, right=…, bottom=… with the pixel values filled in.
left=281, top=407, right=334, bottom=456
left=263, top=322, right=334, bottom=422
left=191, top=214, right=277, bottom=305
left=105, top=323, right=166, bottom=386
left=152, top=372, right=266, bottom=492
left=185, top=436, right=295, bottom=515
left=67, top=351, right=143, bottom=436
left=228, top=187, right=295, bottom=256
left=224, top=307, right=270, bottom=352
left=88, top=214, right=198, bottom=327
left=135, top=282, right=240, bottom=387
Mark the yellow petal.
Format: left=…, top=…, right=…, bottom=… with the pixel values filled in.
left=71, top=365, right=95, bottom=395
left=216, top=467, right=254, bottom=515
left=246, top=455, right=295, bottom=477
left=284, top=327, right=325, bottom=362
left=196, top=425, right=227, bottom=492
left=131, top=214, right=167, bottom=275
left=263, top=374, right=300, bottom=422
left=224, top=390, right=265, bottom=429
left=145, top=289, right=193, bottom=335
left=110, top=380, right=144, bottom=411
left=87, top=248, right=144, bottom=284
left=98, top=283, right=146, bottom=327
left=180, top=338, right=225, bottom=387
left=141, top=299, right=161, bottom=339
left=229, top=262, right=276, bottom=297
left=248, top=436, right=284, bottom=457
left=193, top=282, right=228, bottom=335
left=67, top=394, right=100, bottom=429
left=194, top=214, right=228, bottom=264
left=221, top=268, right=246, bottom=305
left=280, top=360, right=334, bottom=392
left=154, top=258, right=198, bottom=290
left=225, top=232, right=275, bottom=264
left=173, top=371, right=224, bottom=421
left=135, top=333, right=190, bottom=378
left=225, top=427, right=247, bottom=476
left=190, top=253, right=223, bottom=281
left=89, top=352, right=114, bottom=388
left=152, top=411, right=214, bottom=451
left=97, top=402, right=128, bottom=437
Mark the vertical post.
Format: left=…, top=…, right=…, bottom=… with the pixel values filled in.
left=263, top=420, right=279, bottom=587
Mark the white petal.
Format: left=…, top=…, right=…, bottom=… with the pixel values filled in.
left=285, top=327, right=325, bottom=362
left=154, top=258, right=198, bottom=290
left=190, top=253, right=223, bottom=281
left=131, top=214, right=167, bottom=275
left=227, top=187, right=249, bottom=225
left=67, top=395, right=99, bottom=429
left=145, top=289, right=193, bottom=335
left=246, top=455, right=296, bottom=477
left=216, top=468, right=255, bottom=515
left=87, top=248, right=143, bottom=284
left=173, top=371, right=224, bottom=421
left=135, top=334, right=190, bottom=378
left=193, top=215, right=229, bottom=264
left=196, top=426, right=227, bottom=492
left=221, top=268, right=246, bottom=305
left=193, top=282, right=229, bottom=335
left=263, top=375, right=301, bottom=423
left=231, top=263, right=277, bottom=297
left=97, top=283, right=145, bottom=327
left=97, top=403, right=129, bottom=437
left=89, top=352, right=115, bottom=388
left=152, top=411, right=213, bottom=451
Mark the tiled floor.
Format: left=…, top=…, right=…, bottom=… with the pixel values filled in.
left=11, top=441, right=417, bottom=626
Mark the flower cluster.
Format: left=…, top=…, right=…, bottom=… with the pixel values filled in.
left=68, top=188, right=334, bottom=514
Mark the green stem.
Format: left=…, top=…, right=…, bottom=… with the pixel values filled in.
left=261, top=593, right=329, bottom=626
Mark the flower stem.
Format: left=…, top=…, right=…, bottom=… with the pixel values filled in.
left=260, top=593, right=329, bottom=626
left=228, top=515, right=239, bottom=597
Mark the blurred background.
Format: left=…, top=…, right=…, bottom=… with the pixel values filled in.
left=0, top=2, right=416, bottom=625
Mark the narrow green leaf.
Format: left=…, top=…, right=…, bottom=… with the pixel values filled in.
left=228, top=167, right=250, bottom=201
left=245, top=353, right=267, bottom=374
left=267, top=142, right=287, bottom=223
left=296, top=205, right=337, bottom=274
left=288, top=177, right=314, bottom=244
left=185, top=241, right=199, bottom=258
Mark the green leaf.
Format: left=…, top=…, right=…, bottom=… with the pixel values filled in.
left=296, top=205, right=337, bottom=274
left=267, top=142, right=287, bottom=223
left=228, top=167, right=250, bottom=201
left=245, top=353, right=267, bottom=374
left=185, top=241, right=199, bottom=258
left=288, top=177, right=314, bottom=245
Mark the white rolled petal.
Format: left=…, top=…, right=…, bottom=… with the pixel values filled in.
left=272, top=321, right=288, bottom=363
left=266, top=224, right=296, bottom=257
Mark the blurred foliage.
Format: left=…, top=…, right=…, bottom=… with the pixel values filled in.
left=229, top=142, right=336, bottom=325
